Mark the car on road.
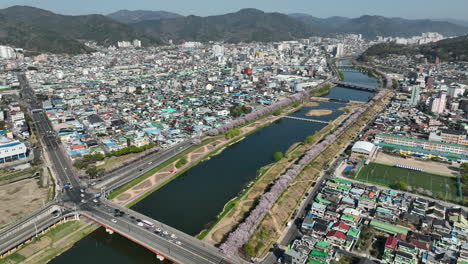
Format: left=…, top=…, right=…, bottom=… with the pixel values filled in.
left=175, top=241, right=182, bottom=245
left=93, top=199, right=98, bottom=203
left=111, top=219, right=117, bottom=223
left=81, top=199, right=86, bottom=203
left=80, top=189, right=84, bottom=193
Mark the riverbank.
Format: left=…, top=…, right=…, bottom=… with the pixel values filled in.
left=200, top=102, right=361, bottom=246
left=111, top=101, right=306, bottom=208
left=243, top=91, right=393, bottom=258
left=0, top=219, right=99, bottom=264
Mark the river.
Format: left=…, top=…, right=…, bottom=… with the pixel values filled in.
left=50, top=67, right=375, bottom=264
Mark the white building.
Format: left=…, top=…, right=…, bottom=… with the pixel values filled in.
left=430, top=91, right=447, bottom=114
left=212, top=45, right=225, bottom=57
left=0, top=46, right=15, bottom=59
left=0, top=137, right=27, bottom=163
left=133, top=39, right=142, bottom=48
left=448, top=84, right=465, bottom=98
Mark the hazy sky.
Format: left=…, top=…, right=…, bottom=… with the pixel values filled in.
left=1, top=0, right=468, bottom=20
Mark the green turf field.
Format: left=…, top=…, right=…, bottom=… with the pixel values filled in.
left=356, top=162, right=459, bottom=202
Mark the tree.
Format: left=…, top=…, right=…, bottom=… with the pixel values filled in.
left=86, top=166, right=105, bottom=179
left=272, top=109, right=282, bottom=116
left=74, top=159, right=88, bottom=170
left=175, top=157, right=188, bottom=168
left=339, top=71, right=345, bottom=81
left=392, top=181, right=408, bottom=190
left=461, top=163, right=468, bottom=171
left=392, top=79, right=399, bottom=89
left=273, top=152, right=284, bottom=161
left=304, top=135, right=315, bottom=144
left=225, top=128, right=241, bottom=139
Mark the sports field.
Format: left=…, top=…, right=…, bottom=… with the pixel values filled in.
left=356, top=163, right=460, bottom=202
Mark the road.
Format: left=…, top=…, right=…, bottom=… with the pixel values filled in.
left=0, top=74, right=247, bottom=263
left=81, top=199, right=246, bottom=264
left=94, top=139, right=192, bottom=192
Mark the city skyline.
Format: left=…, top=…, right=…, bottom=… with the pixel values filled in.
left=1, top=0, right=468, bottom=20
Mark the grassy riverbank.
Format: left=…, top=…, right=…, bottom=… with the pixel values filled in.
left=200, top=102, right=361, bottom=246
left=0, top=220, right=98, bottom=264
left=243, top=92, right=393, bottom=258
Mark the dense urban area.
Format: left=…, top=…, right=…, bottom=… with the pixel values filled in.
left=0, top=4, right=467, bottom=264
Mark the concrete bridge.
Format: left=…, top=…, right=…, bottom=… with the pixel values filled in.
left=284, top=116, right=330, bottom=124
left=333, top=81, right=378, bottom=92
left=80, top=200, right=246, bottom=264
left=337, top=65, right=367, bottom=73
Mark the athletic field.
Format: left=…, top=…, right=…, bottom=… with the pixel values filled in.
left=356, top=163, right=459, bottom=202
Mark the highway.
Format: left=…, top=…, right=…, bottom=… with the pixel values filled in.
left=94, top=139, right=192, bottom=192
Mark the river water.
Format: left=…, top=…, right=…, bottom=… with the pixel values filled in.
left=50, top=68, right=375, bottom=264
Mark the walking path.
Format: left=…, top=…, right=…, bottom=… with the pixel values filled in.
left=113, top=104, right=303, bottom=207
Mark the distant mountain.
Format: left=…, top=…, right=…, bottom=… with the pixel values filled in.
left=107, top=10, right=182, bottom=24
left=289, top=14, right=468, bottom=38
left=0, top=6, right=162, bottom=54
left=288, top=13, right=349, bottom=32
left=131, top=8, right=317, bottom=43
left=433, top=18, right=468, bottom=28
left=360, top=34, right=468, bottom=61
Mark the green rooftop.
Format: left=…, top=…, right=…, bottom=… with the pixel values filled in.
left=347, top=228, right=360, bottom=237
left=370, top=219, right=408, bottom=235
left=307, top=259, right=327, bottom=264
left=309, top=250, right=328, bottom=259
left=333, top=178, right=353, bottom=185
left=315, top=241, right=331, bottom=248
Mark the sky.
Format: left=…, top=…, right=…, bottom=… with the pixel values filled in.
left=1, top=0, right=468, bottom=20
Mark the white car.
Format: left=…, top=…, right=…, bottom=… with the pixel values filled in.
left=175, top=241, right=182, bottom=245
left=111, top=219, right=117, bottom=223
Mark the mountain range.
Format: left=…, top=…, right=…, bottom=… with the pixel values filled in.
left=131, top=8, right=317, bottom=43
left=0, top=6, right=161, bottom=54
left=289, top=13, right=468, bottom=38
left=0, top=5, right=467, bottom=55
left=107, top=10, right=182, bottom=24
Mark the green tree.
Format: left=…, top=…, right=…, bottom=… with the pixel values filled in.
left=225, top=128, right=241, bottom=139
left=273, top=152, right=284, bottom=161
left=175, top=157, right=188, bottom=168
left=392, top=181, right=408, bottom=190
left=86, top=166, right=105, bottom=179
left=74, top=159, right=89, bottom=170
left=272, top=109, right=282, bottom=116
left=304, top=135, right=316, bottom=144
left=241, top=105, right=252, bottom=114
left=242, top=243, right=255, bottom=257
left=339, top=71, right=345, bottom=81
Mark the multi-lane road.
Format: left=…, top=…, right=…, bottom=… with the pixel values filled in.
left=94, top=139, right=192, bottom=192
left=0, top=74, right=247, bottom=264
